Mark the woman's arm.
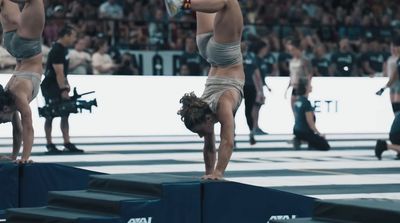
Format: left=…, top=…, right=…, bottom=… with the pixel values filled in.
left=305, top=111, right=320, bottom=135
left=203, top=130, right=216, bottom=175
left=15, top=94, right=33, bottom=162
left=211, top=92, right=237, bottom=179
left=377, top=62, right=398, bottom=95
left=385, top=63, right=398, bottom=88
left=11, top=111, right=22, bottom=160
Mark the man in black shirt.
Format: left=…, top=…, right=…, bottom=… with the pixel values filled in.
left=360, top=40, right=388, bottom=77
left=41, top=25, right=83, bottom=153
left=331, top=38, right=357, bottom=77
left=256, top=41, right=278, bottom=78
left=242, top=42, right=266, bottom=145
left=180, top=37, right=206, bottom=76
left=312, top=44, right=331, bottom=76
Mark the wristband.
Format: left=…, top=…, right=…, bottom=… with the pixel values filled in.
left=183, top=0, right=191, bottom=9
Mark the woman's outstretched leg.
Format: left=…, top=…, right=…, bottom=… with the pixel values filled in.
left=17, top=0, right=44, bottom=38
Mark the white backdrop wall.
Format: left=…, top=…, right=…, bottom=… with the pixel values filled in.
left=0, top=75, right=393, bottom=137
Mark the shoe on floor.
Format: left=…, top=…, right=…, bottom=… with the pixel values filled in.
left=249, top=133, right=256, bottom=145
left=46, top=143, right=62, bottom=154
left=374, top=139, right=387, bottom=160
left=293, top=137, right=301, bottom=150
left=64, top=143, right=84, bottom=153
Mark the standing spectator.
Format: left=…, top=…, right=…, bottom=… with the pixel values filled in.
left=41, top=25, right=83, bottom=153
left=360, top=40, right=388, bottom=77
left=180, top=37, right=206, bottom=76
left=331, top=38, right=357, bottom=76
left=312, top=44, right=331, bottom=76
left=242, top=42, right=266, bottom=145
left=68, top=38, right=92, bottom=74
left=91, top=39, right=118, bottom=75
left=99, top=0, right=123, bottom=19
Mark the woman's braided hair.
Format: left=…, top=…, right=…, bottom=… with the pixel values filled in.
left=178, top=92, right=212, bottom=130
left=0, top=84, right=14, bottom=111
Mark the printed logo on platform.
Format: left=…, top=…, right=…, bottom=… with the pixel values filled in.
left=267, top=215, right=296, bottom=223
left=127, top=217, right=152, bottom=223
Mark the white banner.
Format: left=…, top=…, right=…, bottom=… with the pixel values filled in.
left=0, top=75, right=393, bottom=137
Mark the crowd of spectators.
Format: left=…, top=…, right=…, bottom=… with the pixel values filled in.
left=0, top=0, right=399, bottom=76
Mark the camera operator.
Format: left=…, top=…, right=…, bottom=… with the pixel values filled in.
left=41, top=25, right=83, bottom=154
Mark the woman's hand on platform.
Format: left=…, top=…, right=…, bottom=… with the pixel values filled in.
left=14, top=158, right=33, bottom=164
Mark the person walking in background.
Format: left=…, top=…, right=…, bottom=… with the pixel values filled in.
left=242, top=41, right=267, bottom=145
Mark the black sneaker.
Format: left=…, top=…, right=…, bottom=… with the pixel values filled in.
left=64, top=143, right=84, bottom=153
left=374, top=140, right=387, bottom=160
left=293, top=137, right=301, bottom=150
left=249, top=133, right=256, bottom=145
left=46, top=143, right=62, bottom=154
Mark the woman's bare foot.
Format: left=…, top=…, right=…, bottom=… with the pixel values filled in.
left=14, top=158, right=33, bottom=164
left=201, top=171, right=224, bottom=180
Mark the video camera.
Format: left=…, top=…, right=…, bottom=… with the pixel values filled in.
left=38, top=87, right=97, bottom=118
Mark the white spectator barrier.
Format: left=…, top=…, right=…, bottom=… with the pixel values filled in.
left=0, top=75, right=393, bottom=137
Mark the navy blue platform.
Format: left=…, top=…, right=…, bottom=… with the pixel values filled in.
left=2, top=163, right=315, bottom=223
left=0, top=162, right=103, bottom=220
left=270, top=198, right=400, bottom=223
